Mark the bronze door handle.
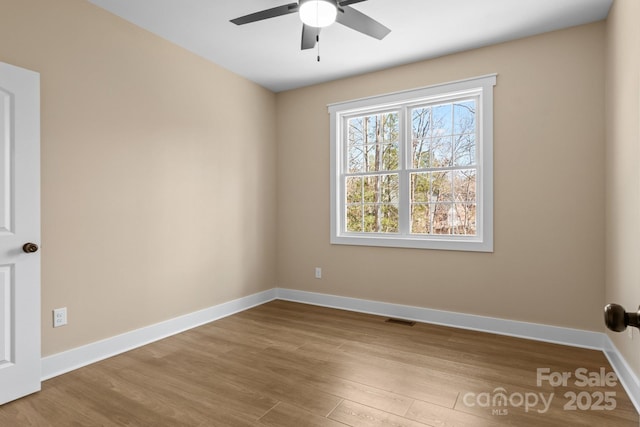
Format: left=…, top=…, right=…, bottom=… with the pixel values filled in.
left=22, top=243, right=39, bottom=253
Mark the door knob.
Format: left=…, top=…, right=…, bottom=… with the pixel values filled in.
left=22, top=243, right=39, bottom=253
left=604, top=303, right=640, bottom=332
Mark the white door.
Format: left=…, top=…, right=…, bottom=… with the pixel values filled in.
left=0, top=62, right=41, bottom=404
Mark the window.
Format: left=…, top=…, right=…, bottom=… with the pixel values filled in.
left=329, top=74, right=496, bottom=252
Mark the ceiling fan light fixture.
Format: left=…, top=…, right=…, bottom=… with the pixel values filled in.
left=299, top=0, right=338, bottom=28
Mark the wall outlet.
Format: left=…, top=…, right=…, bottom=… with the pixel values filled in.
left=53, top=307, right=67, bottom=328
left=315, top=267, right=322, bottom=279
left=628, top=327, right=634, bottom=340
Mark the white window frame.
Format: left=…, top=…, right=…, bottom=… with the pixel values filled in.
left=329, top=74, right=496, bottom=252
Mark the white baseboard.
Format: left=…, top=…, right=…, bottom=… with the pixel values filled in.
left=603, top=335, right=640, bottom=413
left=40, top=287, right=639, bottom=413
left=41, top=289, right=277, bottom=380
left=275, top=288, right=605, bottom=349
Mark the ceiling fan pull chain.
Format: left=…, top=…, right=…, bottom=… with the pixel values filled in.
left=317, top=34, right=320, bottom=62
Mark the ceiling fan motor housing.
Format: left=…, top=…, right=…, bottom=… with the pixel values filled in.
left=299, top=0, right=339, bottom=28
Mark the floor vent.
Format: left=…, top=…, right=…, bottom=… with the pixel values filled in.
left=385, top=318, right=416, bottom=326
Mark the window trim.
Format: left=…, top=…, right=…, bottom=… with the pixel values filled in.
left=329, top=74, right=496, bottom=252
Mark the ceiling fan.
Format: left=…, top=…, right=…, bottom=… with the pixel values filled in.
left=230, top=0, right=391, bottom=51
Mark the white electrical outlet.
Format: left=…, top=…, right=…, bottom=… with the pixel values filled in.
left=315, top=267, right=322, bottom=279
left=53, top=307, right=67, bottom=328
left=629, top=327, right=634, bottom=340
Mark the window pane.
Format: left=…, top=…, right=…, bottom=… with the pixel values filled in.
left=454, top=133, right=476, bottom=167
left=412, top=138, right=430, bottom=169
left=363, top=204, right=398, bottom=233
left=411, top=204, right=431, bottom=234
left=433, top=203, right=452, bottom=234
left=348, top=116, right=364, bottom=173
left=363, top=144, right=376, bottom=172
left=454, top=100, right=476, bottom=135
left=431, top=103, right=453, bottom=137
left=363, top=176, right=376, bottom=203
left=363, top=206, right=376, bottom=232
left=411, top=173, right=430, bottom=203
left=346, top=205, right=363, bottom=232
left=348, top=117, right=365, bottom=145
left=432, top=171, right=453, bottom=202
left=412, top=107, right=431, bottom=139
left=381, top=204, right=399, bottom=232
left=382, top=142, right=399, bottom=170
left=381, top=174, right=399, bottom=202
left=346, top=176, right=363, bottom=203
left=431, top=136, right=452, bottom=167
left=453, top=203, right=476, bottom=235
left=382, top=113, right=399, bottom=143
left=453, top=170, right=476, bottom=202
left=348, top=145, right=365, bottom=173
left=366, top=116, right=377, bottom=143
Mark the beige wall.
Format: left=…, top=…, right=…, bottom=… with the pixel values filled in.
left=605, top=0, right=640, bottom=378
left=276, top=23, right=606, bottom=331
left=0, top=0, right=277, bottom=356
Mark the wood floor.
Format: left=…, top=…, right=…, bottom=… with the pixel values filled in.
left=1, top=300, right=638, bottom=426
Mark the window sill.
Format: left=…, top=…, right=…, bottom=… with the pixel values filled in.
left=331, top=234, right=493, bottom=252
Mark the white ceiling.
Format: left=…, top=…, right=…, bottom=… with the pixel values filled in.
left=87, top=0, right=612, bottom=92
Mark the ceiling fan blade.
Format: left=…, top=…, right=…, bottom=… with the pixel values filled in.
left=301, top=24, right=320, bottom=50
left=336, top=5, right=391, bottom=40
left=230, top=3, right=299, bottom=25
left=339, top=0, right=368, bottom=6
